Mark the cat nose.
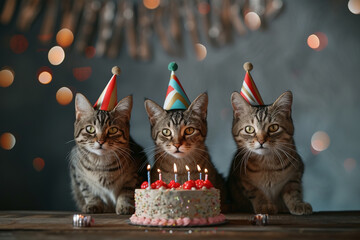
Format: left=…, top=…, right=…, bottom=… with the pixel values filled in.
left=173, top=143, right=181, bottom=149
left=98, top=140, right=105, bottom=146
left=258, top=139, right=265, bottom=145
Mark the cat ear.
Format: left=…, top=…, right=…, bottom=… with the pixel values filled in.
left=186, top=92, right=208, bottom=120
left=75, top=93, right=94, bottom=121
left=231, top=91, right=251, bottom=118
left=113, top=95, right=133, bottom=121
left=271, top=91, right=293, bottom=118
left=144, top=99, right=165, bottom=126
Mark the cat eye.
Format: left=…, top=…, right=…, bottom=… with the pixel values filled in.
left=268, top=124, right=279, bottom=133
left=108, top=127, right=119, bottom=134
left=162, top=128, right=171, bottom=136
left=85, top=125, right=96, bottom=134
left=184, top=127, right=195, bottom=135
left=245, top=126, right=255, bottom=134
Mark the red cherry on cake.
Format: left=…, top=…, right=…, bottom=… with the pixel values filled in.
left=195, top=179, right=204, bottom=189
left=151, top=180, right=168, bottom=189
left=168, top=180, right=180, bottom=189
left=183, top=180, right=196, bottom=190
left=203, top=180, right=214, bottom=189
left=141, top=181, right=149, bottom=189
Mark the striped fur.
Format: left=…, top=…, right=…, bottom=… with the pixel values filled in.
left=70, top=93, right=147, bottom=214
left=228, top=91, right=312, bottom=215
left=144, top=93, right=227, bottom=206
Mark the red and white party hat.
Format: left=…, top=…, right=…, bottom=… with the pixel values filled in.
left=240, top=62, right=264, bottom=105
left=163, top=62, right=191, bottom=110
left=93, top=66, right=121, bottom=111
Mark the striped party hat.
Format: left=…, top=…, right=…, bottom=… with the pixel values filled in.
left=93, top=66, right=121, bottom=111
left=240, top=62, right=264, bottom=105
left=163, top=62, right=191, bottom=110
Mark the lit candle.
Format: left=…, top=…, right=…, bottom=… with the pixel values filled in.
left=197, top=165, right=202, bottom=180
left=147, top=164, right=151, bottom=185
left=157, top=169, right=162, bottom=181
left=204, top=168, right=208, bottom=181
left=174, top=163, right=177, bottom=182
left=185, top=165, right=190, bottom=181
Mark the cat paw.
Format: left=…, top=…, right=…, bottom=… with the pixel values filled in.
left=255, top=203, right=278, bottom=215
left=289, top=202, right=313, bottom=215
left=116, top=203, right=134, bottom=215
left=83, top=204, right=104, bottom=214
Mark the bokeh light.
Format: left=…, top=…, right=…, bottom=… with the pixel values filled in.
left=38, top=71, right=52, bottom=85
left=344, top=158, right=356, bottom=172
left=0, top=132, right=16, bottom=150
left=143, top=0, right=160, bottom=9
left=48, top=46, right=65, bottom=65
left=198, top=2, right=211, bottom=15
left=73, top=67, right=92, bottom=81
left=348, top=0, right=360, bottom=14
left=56, top=87, right=73, bottom=106
left=244, top=12, right=261, bottom=31
left=85, top=46, right=96, bottom=59
left=0, top=68, right=15, bottom=87
left=10, top=34, right=28, bottom=54
left=33, top=157, right=45, bottom=172
left=307, top=32, right=328, bottom=51
left=311, top=131, right=330, bottom=152
left=56, top=28, right=74, bottom=48
left=195, top=43, right=207, bottom=61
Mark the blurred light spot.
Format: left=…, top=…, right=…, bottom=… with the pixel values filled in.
left=244, top=12, right=261, bottom=31
left=38, top=71, right=52, bottom=85
left=209, top=26, right=220, bottom=38
left=198, top=2, right=210, bottom=15
left=56, top=87, right=73, bottom=106
left=195, top=43, right=207, bottom=61
left=56, top=28, right=74, bottom=48
left=307, top=32, right=328, bottom=51
left=48, top=46, right=65, bottom=65
left=311, top=131, right=330, bottom=152
left=344, top=158, right=356, bottom=172
left=73, top=67, right=92, bottom=81
left=0, top=132, right=16, bottom=150
left=85, top=46, right=96, bottom=59
left=33, top=157, right=45, bottom=172
left=0, top=68, right=15, bottom=87
left=143, top=0, right=160, bottom=9
left=10, top=34, right=28, bottom=54
left=348, top=0, right=360, bottom=14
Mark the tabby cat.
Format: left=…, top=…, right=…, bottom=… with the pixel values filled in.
left=227, top=91, right=312, bottom=215
left=144, top=93, right=226, bottom=200
left=70, top=93, right=147, bottom=214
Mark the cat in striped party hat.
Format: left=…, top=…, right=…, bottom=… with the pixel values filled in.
left=144, top=62, right=227, bottom=206
left=70, top=66, right=147, bottom=214
left=227, top=62, right=312, bottom=215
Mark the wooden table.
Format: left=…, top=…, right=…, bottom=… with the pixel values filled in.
left=0, top=211, right=359, bottom=239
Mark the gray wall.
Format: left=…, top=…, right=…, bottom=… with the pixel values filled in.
left=0, top=0, right=359, bottom=211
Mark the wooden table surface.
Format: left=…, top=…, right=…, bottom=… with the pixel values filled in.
left=0, top=211, right=359, bottom=240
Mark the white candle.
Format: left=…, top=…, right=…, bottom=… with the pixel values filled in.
left=147, top=164, right=151, bottom=184
left=197, top=164, right=202, bottom=180
left=204, top=168, right=208, bottom=181
left=185, top=165, right=190, bottom=181
left=157, top=169, right=162, bottom=181
left=174, top=163, right=177, bottom=183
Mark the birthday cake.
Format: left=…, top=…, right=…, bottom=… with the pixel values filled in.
left=129, top=180, right=226, bottom=226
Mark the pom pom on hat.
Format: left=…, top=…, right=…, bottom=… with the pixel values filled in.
left=168, top=62, right=178, bottom=72
left=93, top=66, right=120, bottom=111
left=243, top=62, right=253, bottom=72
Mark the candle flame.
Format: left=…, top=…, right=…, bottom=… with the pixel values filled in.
left=204, top=168, right=208, bottom=173
left=174, top=163, right=177, bottom=173
left=197, top=164, right=201, bottom=172
left=157, top=169, right=161, bottom=173
left=185, top=165, right=190, bottom=171
left=147, top=164, right=151, bottom=171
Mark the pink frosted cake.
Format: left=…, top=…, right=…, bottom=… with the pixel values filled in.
left=129, top=180, right=225, bottom=227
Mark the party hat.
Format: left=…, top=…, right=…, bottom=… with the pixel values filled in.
left=93, top=66, right=121, bottom=111
left=240, top=62, right=264, bottom=105
left=163, top=62, right=191, bottom=110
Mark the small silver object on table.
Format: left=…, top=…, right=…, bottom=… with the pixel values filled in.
left=250, top=214, right=269, bottom=226
left=73, top=214, right=94, bottom=227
